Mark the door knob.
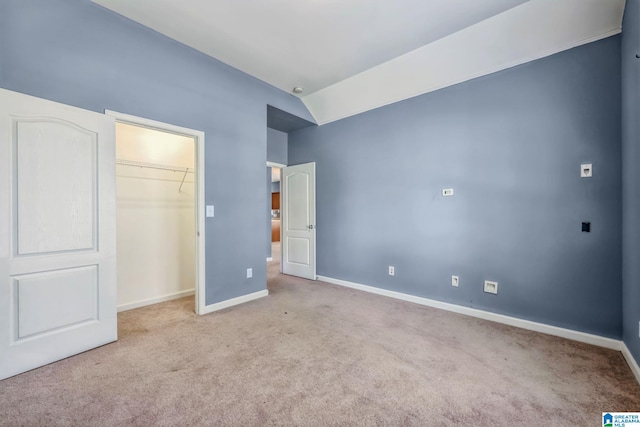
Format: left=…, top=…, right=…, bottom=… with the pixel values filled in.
left=308, top=225, right=315, bottom=229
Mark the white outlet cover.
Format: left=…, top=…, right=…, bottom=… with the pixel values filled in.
left=484, top=280, right=498, bottom=294
left=580, top=164, right=592, bottom=178
left=206, top=205, right=215, bottom=217
left=247, top=268, right=252, bottom=278
left=451, top=276, right=459, bottom=287
left=442, top=188, right=454, bottom=196
left=388, top=266, right=395, bottom=276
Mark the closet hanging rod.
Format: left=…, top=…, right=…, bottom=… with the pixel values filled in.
left=116, top=159, right=194, bottom=173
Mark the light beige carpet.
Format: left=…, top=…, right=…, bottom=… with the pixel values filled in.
left=1, top=255, right=639, bottom=426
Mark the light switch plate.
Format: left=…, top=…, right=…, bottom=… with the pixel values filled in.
left=442, top=188, right=454, bottom=196
left=581, top=164, right=592, bottom=178
left=206, top=205, right=214, bottom=217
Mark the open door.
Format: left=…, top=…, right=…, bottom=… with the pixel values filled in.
left=281, top=162, right=316, bottom=280
left=0, top=89, right=117, bottom=380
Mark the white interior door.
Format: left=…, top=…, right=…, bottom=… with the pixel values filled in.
left=0, top=89, right=117, bottom=380
left=281, top=162, right=316, bottom=280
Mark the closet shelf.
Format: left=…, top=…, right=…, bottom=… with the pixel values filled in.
left=116, top=159, right=194, bottom=173
left=116, top=159, right=194, bottom=192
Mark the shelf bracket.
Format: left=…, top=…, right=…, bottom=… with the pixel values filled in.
left=179, top=168, right=189, bottom=192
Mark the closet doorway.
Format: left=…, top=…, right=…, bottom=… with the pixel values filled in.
left=107, top=111, right=206, bottom=315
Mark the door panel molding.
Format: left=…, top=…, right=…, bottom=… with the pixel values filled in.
left=13, top=264, right=98, bottom=340
left=13, top=117, right=98, bottom=256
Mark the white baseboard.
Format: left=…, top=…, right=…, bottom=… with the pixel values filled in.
left=317, top=276, right=622, bottom=351
left=267, top=257, right=273, bottom=262
left=118, top=289, right=195, bottom=312
left=622, top=343, right=640, bottom=385
left=200, top=289, right=269, bottom=315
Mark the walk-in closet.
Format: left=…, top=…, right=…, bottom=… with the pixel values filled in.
left=115, top=122, right=196, bottom=311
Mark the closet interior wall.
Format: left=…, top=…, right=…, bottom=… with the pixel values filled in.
left=115, top=122, right=196, bottom=311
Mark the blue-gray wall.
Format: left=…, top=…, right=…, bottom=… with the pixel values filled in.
left=0, top=0, right=314, bottom=305
left=267, top=128, right=288, bottom=165
left=272, top=182, right=281, bottom=193
left=290, top=36, right=622, bottom=338
left=622, top=0, right=640, bottom=362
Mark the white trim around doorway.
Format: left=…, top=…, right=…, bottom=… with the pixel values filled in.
left=267, top=161, right=286, bottom=168
left=105, top=110, right=208, bottom=315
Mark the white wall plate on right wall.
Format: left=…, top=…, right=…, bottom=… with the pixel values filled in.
left=484, top=280, right=498, bottom=295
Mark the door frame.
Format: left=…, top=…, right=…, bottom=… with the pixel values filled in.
left=267, top=161, right=286, bottom=268
left=106, top=110, right=207, bottom=315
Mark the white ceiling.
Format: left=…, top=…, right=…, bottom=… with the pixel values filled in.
left=93, top=0, right=626, bottom=125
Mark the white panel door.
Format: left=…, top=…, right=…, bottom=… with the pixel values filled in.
left=0, top=89, right=117, bottom=380
left=281, top=162, right=316, bottom=280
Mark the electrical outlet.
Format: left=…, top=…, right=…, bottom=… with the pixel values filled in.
left=484, top=280, right=498, bottom=295
left=451, top=275, right=459, bottom=287
left=388, top=266, right=395, bottom=276
left=580, top=163, right=592, bottom=178
left=246, top=268, right=252, bottom=279
left=442, top=188, right=454, bottom=196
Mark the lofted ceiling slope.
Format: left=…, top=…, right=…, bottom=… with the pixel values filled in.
left=92, top=0, right=626, bottom=125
